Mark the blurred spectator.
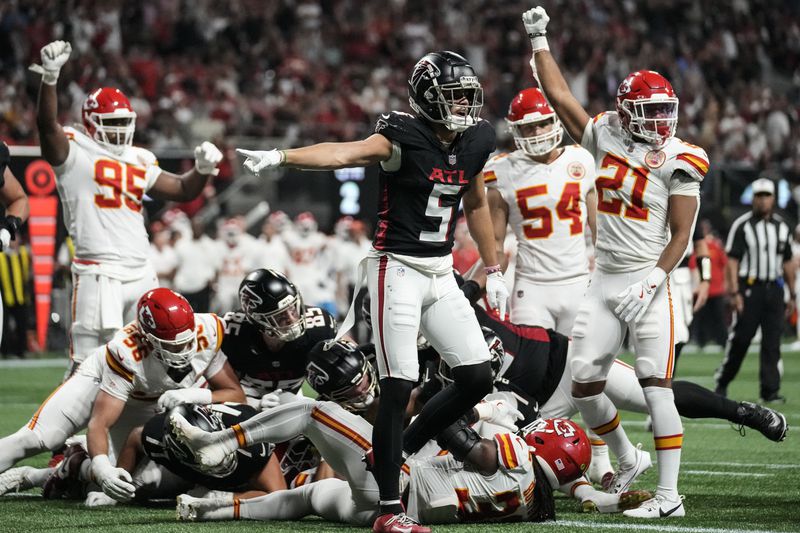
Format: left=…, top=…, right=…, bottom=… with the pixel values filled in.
left=212, top=216, right=263, bottom=313
left=172, top=218, right=219, bottom=312
left=0, top=238, right=33, bottom=357
left=149, top=223, right=178, bottom=288
left=255, top=214, right=292, bottom=275
left=690, top=220, right=729, bottom=350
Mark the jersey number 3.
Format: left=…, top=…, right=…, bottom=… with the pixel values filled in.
left=516, top=182, right=582, bottom=240
left=94, top=159, right=146, bottom=212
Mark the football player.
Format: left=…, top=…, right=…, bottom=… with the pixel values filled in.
left=0, top=140, right=30, bottom=343
left=237, top=50, right=507, bottom=533
left=169, top=400, right=591, bottom=524
left=32, top=41, right=223, bottom=373
left=524, top=7, right=711, bottom=518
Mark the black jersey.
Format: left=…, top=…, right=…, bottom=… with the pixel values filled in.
left=373, top=112, right=496, bottom=257
left=141, top=403, right=271, bottom=491
left=475, top=307, right=568, bottom=424
left=0, top=142, right=9, bottom=187
left=221, top=307, right=337, bottom=399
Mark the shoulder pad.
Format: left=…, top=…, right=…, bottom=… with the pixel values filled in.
left=470, top=119, right=497, bottom=154
left=669, top=141, right=709, bottom=183
left=104, top=345, right=135, bottom=383
left=483, top=152, right=512, bottom=185
left=374, top=111, right=429, bottom=147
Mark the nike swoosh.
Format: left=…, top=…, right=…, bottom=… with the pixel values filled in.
left=660, top=502, right=683, bottom=517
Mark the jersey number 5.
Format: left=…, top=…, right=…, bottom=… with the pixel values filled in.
left=420, top=183, right=461, bottom=243
left=595, top=154, right=649, bottom=221
left=94, top=159, right=146, bottom=212
left=515, top=182, right=582, bottom=240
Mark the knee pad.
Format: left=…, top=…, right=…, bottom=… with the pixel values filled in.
left=634, top=358, right=660, bottom=380
left=570, top=357, right=607, bottom=384
left=436, top=417, right=480, bottom=462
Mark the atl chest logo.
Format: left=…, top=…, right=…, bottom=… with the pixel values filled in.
left=428, top=167, right=469, bottom=185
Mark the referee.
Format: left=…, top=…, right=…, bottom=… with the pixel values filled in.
left=715, top=178, right=795, bottom=403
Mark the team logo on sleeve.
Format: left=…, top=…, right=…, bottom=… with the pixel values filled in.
left=240, top=285, right=264, bottom=313
left=306, top=362, right=330, bottom=388
left=645, top=150, right=666, bottom=169
left=568, top=162, right=586, bottom=179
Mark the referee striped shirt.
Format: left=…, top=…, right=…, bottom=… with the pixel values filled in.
left=726, top=212, right=793, bottom=281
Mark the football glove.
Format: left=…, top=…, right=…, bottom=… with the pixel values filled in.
left=30, top=40, right=72, bottom=85
left=474, top=399, right=524, bottom=432
left=485, top=271, right=510, bottom=319
left=194, top=141, right=223, bottom=176
left=614, top=267, right=668, bottom=323
left=0, top=215, right=22, bottom=252
left=91, top=454, right=135, bottom=502
left=157, top=388, right=213, bottom=411
left=237, top=148, right=284, bottom=176
left=259, top=389, right=283, bottom=410
left=522, top=7, right=550, bottom=52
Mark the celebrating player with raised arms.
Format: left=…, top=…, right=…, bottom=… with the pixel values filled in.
left=237, top=50, right=508, bottom=533
left=32, top=41, right=224, bottom=373
left=524, top=6, right=710, bottom=519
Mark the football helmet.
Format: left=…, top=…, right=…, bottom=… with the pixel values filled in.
left=306, top=340, right=378, bottom=412
left=82, top=87, right=137, bottom=155
left=137, top=288, right=196, bottom=369
left=294, top=212, right=318, bottom=237
left=438, top=326, right=504, bottom=385
left=163, top=404, right=237, bottom=478
left=615, top=70, right=678, bottom=145
left=334, top=216, right=354, bottom=240
left=521, top=417, right=590, bottom=488
left=268, top=210, right=292, bottom=233
left=507, top=88, right=563, bottom=156
left=408, top=51, right=483, bottom=132
left=239, top=269, right=305, bottom=341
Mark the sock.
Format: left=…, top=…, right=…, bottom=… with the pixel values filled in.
left=644, top=386, right=682, bottom=501
left=403, top=361, right=492, bottom=456
left=240, top=479, right=356, bottom=522
left=236, top=401, right=314, bottom=447
left=374, top=377, right=414, bottom=515
left=673, top=380, right=738, bottom=421
left=573, top=393, right=636, bottom=469
left=26, top=466, right=55, bottom=488
left=570, top=478, right=617, bottom=507
left=195, top=494, right=236, bottom=521
left=78, top=458, right=92, bottom=483
left=587, top=432, right=614, bottom=481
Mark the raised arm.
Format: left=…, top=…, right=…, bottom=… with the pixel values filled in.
left=522, top=8, right=591, bottom=144
left=33, top=41, right=73, bottom=166
left=237, top=134, right=394, bottom=175
left=148, top=141, right=223, bottom=202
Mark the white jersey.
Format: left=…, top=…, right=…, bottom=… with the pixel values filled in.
left=406, top=433, right=540, bottom=522
left=101, top=313, right=226, bottom=402
left=54, top=127, right=162, bottom=273
left=485, top=146, right=596, bottom=284
left=581, top=112, right=708, bottom=272
left=286, top=231, right=333, bottom=305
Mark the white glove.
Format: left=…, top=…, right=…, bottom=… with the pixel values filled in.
left=194, top=141, right=223, bottom=176
left=522, top=7, right=550, bottom=52
left=259, top=389, right=283, bottom=410
left=485, top=271, right=510, bottom=319
left=91, top=455, right=135, bottom=502
left=614, top=267, right=668, bottom=323
left=157, top=388, right=213, bottom=411
left=237, top=148, right=284, bottom=176
left=0, top=229, right=10, bottom=252
left=475, top=399, right=524, bottom=432
left=30, top=40, right=72, bottom=85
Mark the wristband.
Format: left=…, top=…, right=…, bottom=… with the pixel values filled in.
left=697, top=256, right=712, bottom=282
left=279, top=150, right=287, bottom=166
left=529, top=35, right=550, bottom=53
left=484, top=264, right=502, bottom=275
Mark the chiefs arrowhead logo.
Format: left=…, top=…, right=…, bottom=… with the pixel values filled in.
left=138, top=304, right=157, bottom=330
left=239, top=285, right=264, bottom=313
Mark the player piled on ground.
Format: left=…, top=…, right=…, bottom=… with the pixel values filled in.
left=31, top=40, right=223, bottom=374
left=524, top=6, right=710, bottom=518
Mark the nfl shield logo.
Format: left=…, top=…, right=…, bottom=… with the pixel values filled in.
left=448, top=154, right=457, bottom=165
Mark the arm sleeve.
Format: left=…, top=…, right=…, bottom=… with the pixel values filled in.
left=100, top=348, right=135, bottom=401
left=669, top=169, right=701, bottom=196
left=493, top=433, right=530, bottom=473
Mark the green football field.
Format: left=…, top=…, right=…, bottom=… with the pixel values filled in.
left=0, top=350, right=798, bottom=533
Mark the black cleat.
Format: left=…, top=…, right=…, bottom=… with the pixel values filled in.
left=737, top=401, right=788, bottom=442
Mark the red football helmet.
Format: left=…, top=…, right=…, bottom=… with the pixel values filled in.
left=137, top=288, right=197, bottom=368
left=295, top=211, right=318, bottom=237
left=615, top=70, right=678, bottom=145
left=506, top=88, right=563, bottom=156
left=523, top=418, right=591, bottom=488
left=82, top=87, right=137, bottom=155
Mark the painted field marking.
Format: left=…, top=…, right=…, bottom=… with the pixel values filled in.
left=682, top=470, right=770, bottom=477
left=682, top=461, right=800, bottom=470
left=557, top=519, right=786, bottom=533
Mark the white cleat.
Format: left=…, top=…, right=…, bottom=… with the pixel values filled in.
left=176, top=493, right=233, bottom=521
left=0, top=467, right=35, bottom=496
left=582, top=489, right=653, bottom=513
left=587, top=456, right=615, bottom=489
left=623, top=493, right=685, bottom=518
left=607, top=443, right=652, bottom=494
left=169, top=413, right=229, bottom=468
left=84, top=491, right=118, bottom=507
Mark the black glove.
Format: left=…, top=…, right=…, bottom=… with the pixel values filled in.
left=1, top=215, right=22, bottom=240
left=460, top=280, right=482, bottom=304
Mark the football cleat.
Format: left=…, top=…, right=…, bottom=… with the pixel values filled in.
left=737, top=402, right=788, bottom=442
left=169, top=412, right=233, bottom=468
left=43, top=443, right=89, bottom=499
left=0, top=467, right=36, bottom=496
left=622, top=493, right=685, bottom=518
left=373, top=513, right=431, bottom=533
left=581, top=489, right=653, bottom=513
left=607, top=443, right=652, bottom=494
left=176, top=494, right=234, bottom=521
left=84, top=490, right=118, bottom=507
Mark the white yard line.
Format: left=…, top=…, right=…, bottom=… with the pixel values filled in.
left=682, top=461, right=800, bottom=470
left=0, top=358, right=68, bottom=369
left=682, top=470, right=770, bottom=477
left=557, top=520, right=787, bottom=533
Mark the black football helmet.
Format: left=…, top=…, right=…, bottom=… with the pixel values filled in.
left=306, top=340, right=378, bottom=412
left=438, top=326, right=505, bottom=385
left=239, top=269, right=305, bottom=341
left=408, top=51, right=483, bottom=132
left=162, top=404, right=237, bottom=478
